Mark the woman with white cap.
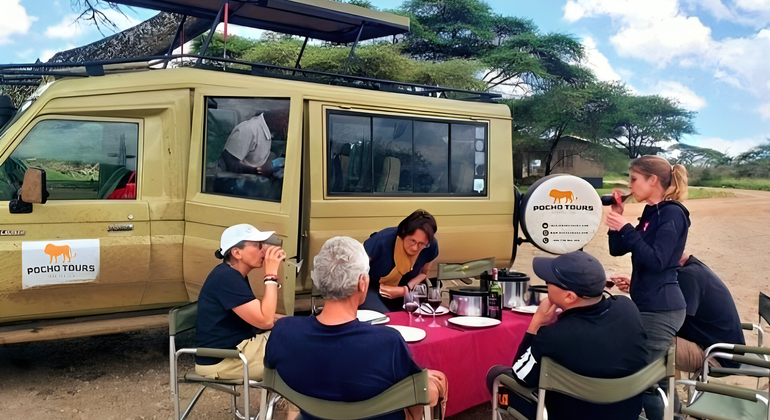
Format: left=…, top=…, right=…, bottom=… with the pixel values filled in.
left=194, top=223, right=286, bottom=380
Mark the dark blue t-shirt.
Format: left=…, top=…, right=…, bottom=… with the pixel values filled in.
left=264, top=316, right=422, bottom=420
left=362, top=227, right=439, bottom=312
left=608, top=201, right=689, bottom=312
left=195, top=263, right=262, bottom=365
left=677, top=256, right=745, bottom=366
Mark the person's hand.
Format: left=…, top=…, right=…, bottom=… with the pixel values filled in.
left=610, top=189, right=625, bottom=215
left=605, top=211, right=630, bottom=232
left=263, top=245, right=286, bottom=279
left=380, top=284, right=406, bottom=300
left=611, top=276, right=631, bottom=293
left=527, top=297, right=559, bottom=334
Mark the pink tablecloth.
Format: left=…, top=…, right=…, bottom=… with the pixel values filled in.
left=387, top=310, right=532, bottom=417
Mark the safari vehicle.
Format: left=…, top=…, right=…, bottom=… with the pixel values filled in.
left=0, top=0, right=517, bottom=343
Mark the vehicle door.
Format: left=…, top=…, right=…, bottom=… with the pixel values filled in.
left=0, top=115, right=151, bottom=323
left=183, top=90, right=303, bottom=315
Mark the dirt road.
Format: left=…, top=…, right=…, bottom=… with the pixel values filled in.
left=1, top=189, right=769, bottom=420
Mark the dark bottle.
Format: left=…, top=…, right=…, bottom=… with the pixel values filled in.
left=487, top=268, right=503, bottom=320
left=601, top=193, right=632, bottom=206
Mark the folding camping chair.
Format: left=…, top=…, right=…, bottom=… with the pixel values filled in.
left=169, top=302, right=270, bottom=420
left=491, top=346, right=676, bottom=420
left=260, top=366, right=438, bottom=420
left=679, top=345, right=770, bottom=420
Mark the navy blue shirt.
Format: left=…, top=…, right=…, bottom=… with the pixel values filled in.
left=195, top=263, right=263, bottom=365
left=264, top=316, right=422, bottom=420
left=512, top=296, right=649, bottom=420
left=362, top=227, right=439, bottom=312
left=609, top=200, right=689, bottom=312
left=678, top=256, right=745, bottom=366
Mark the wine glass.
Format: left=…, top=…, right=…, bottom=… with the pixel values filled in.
left=413, top=284, right=427, bottom=322
left=427, top=285, right=442, bottom=328
left=403, top=290, right=420, bottom=327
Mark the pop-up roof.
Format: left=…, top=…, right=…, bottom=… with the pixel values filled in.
left=110, top=0, right=409, bottom=43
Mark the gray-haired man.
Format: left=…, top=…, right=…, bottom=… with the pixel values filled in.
left=265, top=236, right=446, bottom=420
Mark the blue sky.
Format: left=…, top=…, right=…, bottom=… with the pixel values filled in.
left=2, top=0, right=769, bottom=156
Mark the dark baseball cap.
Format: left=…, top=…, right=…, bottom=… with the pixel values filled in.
left=532, top=251, right=606, bottom=297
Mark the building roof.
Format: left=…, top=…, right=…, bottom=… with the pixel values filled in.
left=109, top=0, right=410, bottom=43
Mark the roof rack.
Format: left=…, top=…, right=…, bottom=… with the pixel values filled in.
left=0, top=54, right=501, bottom=102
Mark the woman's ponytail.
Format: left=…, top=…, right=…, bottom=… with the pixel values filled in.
left=664, top=164, right=689, bottom=201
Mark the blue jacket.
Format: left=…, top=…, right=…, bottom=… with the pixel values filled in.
left=608, top=200, right=689, bottom=312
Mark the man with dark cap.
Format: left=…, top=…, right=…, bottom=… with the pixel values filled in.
left=486, top=250, right=649, bottom=420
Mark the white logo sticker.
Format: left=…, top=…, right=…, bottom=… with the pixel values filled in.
left=22, top=239, right=100, bottom=289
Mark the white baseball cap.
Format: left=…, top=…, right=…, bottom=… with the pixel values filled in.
left=220, top=224, right=274, bottom=255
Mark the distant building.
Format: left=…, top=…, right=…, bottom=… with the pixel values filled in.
left=515, top=136, right=605, bottom=188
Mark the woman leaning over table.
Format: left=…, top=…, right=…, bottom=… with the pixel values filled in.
left=606, top=155, right=690, bottom=420
left=360, top=209, right=439, bottom=313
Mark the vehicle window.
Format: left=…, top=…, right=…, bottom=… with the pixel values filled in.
left=203, top=97, right=290, bottom=202
left=328, top=111, right=487, bottom=196
left=0, top=119, right=139, bottom=201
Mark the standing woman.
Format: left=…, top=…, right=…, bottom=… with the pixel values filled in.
left=361, top=210, right=439, bottom=313
left=605, top=156, right=689, bottom=419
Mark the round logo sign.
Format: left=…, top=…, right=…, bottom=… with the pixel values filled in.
left=519, top=174, right=603, bottom=254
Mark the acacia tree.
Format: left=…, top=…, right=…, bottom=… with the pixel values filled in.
left=600, top=94, right=697, bottom=159
left=397, top=0, right=586, bottom=91
left=670, top=143, right=731, bottom=167
left=733, top=141, right=770, bottom=178
left=510, top=81, right=624, bottom=174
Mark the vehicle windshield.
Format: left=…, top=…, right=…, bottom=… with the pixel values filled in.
left=0, top=81, right=53, bottom=140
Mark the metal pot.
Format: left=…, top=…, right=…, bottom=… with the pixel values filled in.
left=481, top=269, right=537, bottom=308
left=448, top=288, right=488, bottom=316
left=497, top=270, right=532, bottom=308
left=527, top=285, right=548, bottom=306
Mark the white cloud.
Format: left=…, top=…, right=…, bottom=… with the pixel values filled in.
left=0, top=0, right=37, bottom=44
left=564, top=0, right=770, bottom=119
left=45, top=14, right=85, bottom=39
left=682, top=0, right=735, bottom=20
left=39, top=50, right=59, bottom=63
left=581, top=36, right=622, bottom=82
left=651, top=81, right=707, bottom=111
left=735, top=0, right=770, bottom=14
left=759, top=102, right=770, bottom=119
left=690, top=135, right=765, bottom=156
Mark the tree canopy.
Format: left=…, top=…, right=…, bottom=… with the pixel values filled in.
left=397, top=0, right=587, bottom=92
left=599, top=93, right=697, bottom=159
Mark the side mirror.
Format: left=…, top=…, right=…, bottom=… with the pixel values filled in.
left=9, top=168, right=48, bottom=213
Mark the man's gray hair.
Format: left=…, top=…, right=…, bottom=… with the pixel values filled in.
left=312, top=236, right=370, bottom=300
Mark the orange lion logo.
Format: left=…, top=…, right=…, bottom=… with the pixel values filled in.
left=44, top=244, right=76, bottom=263
left=549, top=189, right=576, bottom=203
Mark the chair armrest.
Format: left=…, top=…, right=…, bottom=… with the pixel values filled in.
left=741, top=322, right=755, bottom=331
left=692, top=382, right=762, bottom=402
left=197, top=347, right=241, bottom=359
left=732, top=354, right=770, bottom=369
left=730, top=344, right=770, bottom=356
left=496, top=373, right=537, bottom=400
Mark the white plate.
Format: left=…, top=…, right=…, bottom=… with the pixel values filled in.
left=386, top=325, right=427, bottom=343
left=357, top=310, right=390, bottom=325
left=417, top=304, right=449, bottom=315
left=510, top=305, right=539, bottom=314
left=448, top=316, right=502, bottom=328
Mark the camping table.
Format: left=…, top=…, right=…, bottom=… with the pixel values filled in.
left=387, top=310, right=532, bottom=417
